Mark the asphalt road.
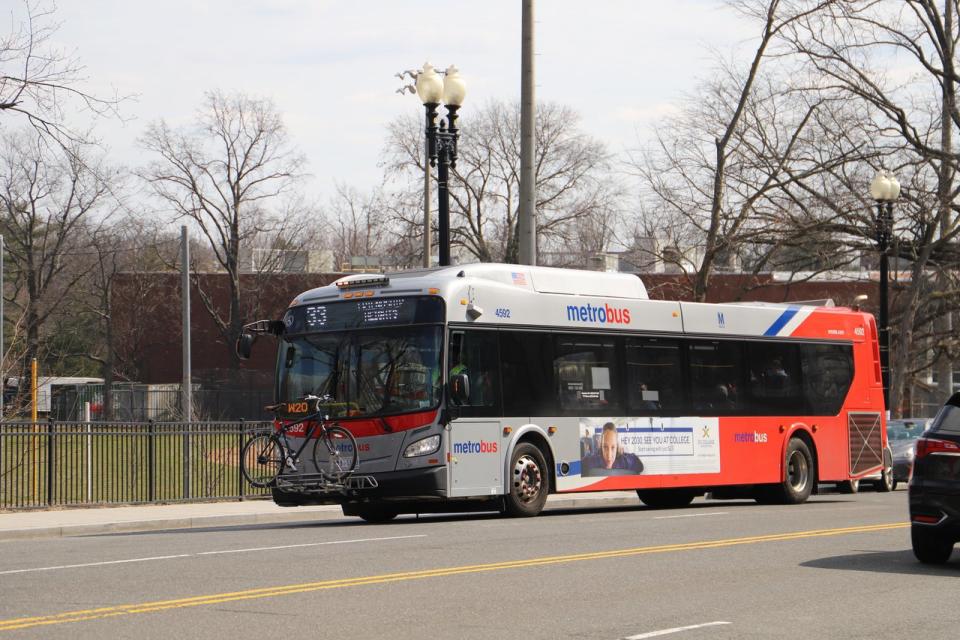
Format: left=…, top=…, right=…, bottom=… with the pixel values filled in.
left=0, top=489, right=954, bottom=639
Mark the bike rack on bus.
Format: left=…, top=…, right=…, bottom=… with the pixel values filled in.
left=275, top=472, right=379, bottom=494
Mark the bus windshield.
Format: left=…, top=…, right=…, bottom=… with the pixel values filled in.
left=277, top=325, right=442, bottom=418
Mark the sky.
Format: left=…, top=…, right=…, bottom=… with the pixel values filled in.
left=34, top=1, right=759, bottom=204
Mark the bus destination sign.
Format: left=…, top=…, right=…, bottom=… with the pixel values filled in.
left=284, top=296, right=444, bottom=333
left=358, top=298, right=404, bottom=324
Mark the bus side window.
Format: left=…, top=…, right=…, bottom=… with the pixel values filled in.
left=745, top=342, right=803, bottom=415
left=626, top=337, right=681, bottom=414
left=500, top=331, right=555, bottom=417
left=553, top=335, right=622, bottom=415
left=448, top=329, right=500, bottom=417
left=800, top=344, right=853, bottom=415
left=688, top=340, right=743, bottom=415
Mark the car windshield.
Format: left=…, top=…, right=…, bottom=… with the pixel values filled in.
left=277, top=325, right=442, bottom=418
left=887, top=420, right=924, bottom=442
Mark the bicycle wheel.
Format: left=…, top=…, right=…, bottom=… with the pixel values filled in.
left=241, top=433, right=284, bottom=488
left=312, top=426, right=358, bottom=482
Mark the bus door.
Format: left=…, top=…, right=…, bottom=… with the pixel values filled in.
left=446, top=329, right=504, bottom=497
left=447, top=418, right=504, bottom=497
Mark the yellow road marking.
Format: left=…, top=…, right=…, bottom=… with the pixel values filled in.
left=0, top=522, right=908, bottom=631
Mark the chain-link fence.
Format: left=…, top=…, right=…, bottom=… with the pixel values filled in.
left=0, top=420, right=273, bottom=510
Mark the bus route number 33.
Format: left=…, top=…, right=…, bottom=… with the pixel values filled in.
left=495, top=308, right=511, bottom=319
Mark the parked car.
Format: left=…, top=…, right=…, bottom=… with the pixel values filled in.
left=888, top=418, right=929, bottom=489
left=909, top=392, right=960, bottom=564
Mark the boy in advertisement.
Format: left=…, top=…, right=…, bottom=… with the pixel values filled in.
left=582, top=422, right=643, bottom=476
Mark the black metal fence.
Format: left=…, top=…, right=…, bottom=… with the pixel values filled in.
left=50, top=387, right=276, bottom=422
left=0, top=421, right=273, bottom=510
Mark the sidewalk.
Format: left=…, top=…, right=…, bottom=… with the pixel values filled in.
left=0, top=492, right=640, bottom=541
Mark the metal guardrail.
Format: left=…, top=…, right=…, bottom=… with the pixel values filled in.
left=0, top=421, right=273, bottom=510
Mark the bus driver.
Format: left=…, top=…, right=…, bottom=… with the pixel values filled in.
left=582, top=422, right=643, bottom=476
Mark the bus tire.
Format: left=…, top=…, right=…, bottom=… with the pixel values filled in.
left=345, top=503, right=399, bottom=523
left=637, top=489, right=695, bottom=509
left=873, top=449, right=894, bottom=492
left=838, top=478, right=860, bottom=494
left=760, top=437, right=814, bottom=504
left=504, top=442, right=549, bottom=517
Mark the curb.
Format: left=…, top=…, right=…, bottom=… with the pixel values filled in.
left=0, top=494, right=641, bottom=541
left=0, top=507, right=345, bottom=541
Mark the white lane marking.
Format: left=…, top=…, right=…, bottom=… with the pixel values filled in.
left=653, top=512, right=727, bottom=520
left=0, top=554, right=193, bottom=575
left=625, top=621, right=732, bottom=639
left=194, top=535, right=425, bottom=555
left=0, top=534, right=427, bottom=575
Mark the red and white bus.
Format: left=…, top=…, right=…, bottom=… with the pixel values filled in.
left=241, top=263, right=890, bottom=521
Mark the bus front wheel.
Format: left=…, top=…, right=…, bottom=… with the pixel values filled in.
left=504, top=443, right=549, bottom=517
left=344, top=503, right=399, bottom=523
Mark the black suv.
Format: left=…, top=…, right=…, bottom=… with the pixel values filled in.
left=909, top=392, right=960, bottom=564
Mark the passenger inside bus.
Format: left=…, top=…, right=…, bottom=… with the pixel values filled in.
left=636, top=383, right=661, bottom=410
left=446, top=331, right=496, bottom=409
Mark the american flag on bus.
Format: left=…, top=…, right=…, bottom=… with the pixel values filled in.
left=511, top=271, right=527, bottom=286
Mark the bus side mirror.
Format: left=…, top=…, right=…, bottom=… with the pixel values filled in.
left=449, top=373, right=470, bottom=405
left=236, top=333, right=256, bottom=360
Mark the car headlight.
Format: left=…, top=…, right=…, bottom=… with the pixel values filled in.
left=404, top=435, right=440, bottom=458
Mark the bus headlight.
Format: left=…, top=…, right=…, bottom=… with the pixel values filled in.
left=404, top=435, right=440, bottom=458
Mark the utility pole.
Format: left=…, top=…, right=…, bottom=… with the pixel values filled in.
left=518, top=0, right=537, bottom=265
left=0, top=234, right=4, bottom=418
left=396, top=68, right=434, bottom=269
left=181, top=226, right=192, bottom=499
left=181, top=226, right=192, bottom=422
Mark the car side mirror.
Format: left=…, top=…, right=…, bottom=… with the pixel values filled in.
left=449, top=373, right=470, bottom=405
left=236, top=333, right=256, bottom=360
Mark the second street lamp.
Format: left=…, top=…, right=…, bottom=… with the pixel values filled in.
left=416, top=63, right=466, bottom=267
left=869, top=169, right=900, bottom=411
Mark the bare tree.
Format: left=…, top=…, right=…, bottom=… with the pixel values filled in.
left=70, top=218, right=179, bottom=419
left=320, top=183, right=391, bottom=271
left=628, top=0, right=851, bottom=301
left=382, top=100, right=622, bottom=265
left=0, top=1, right=122, bottom=153
left=140, top=90, right=308, bottom=375
left=778, top=0, right=960, bottom=413
left=0, top=129, right=114, bottom=403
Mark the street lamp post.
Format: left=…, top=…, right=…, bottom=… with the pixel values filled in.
left=415, top=63, right=466, bottom=267
left=869, top=169, right=900, bottom=411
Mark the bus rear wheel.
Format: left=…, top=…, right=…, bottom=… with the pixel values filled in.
left=838, top=478, right=860, bottom=494
left=637, top=489, right=695, bottom=509
left=757, top=437, right=814, bottom=505
left=873, top=449, right=894, bottom=492
left=504, top=443, right=549, bottom=517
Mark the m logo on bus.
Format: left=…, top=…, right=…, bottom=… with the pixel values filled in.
left=717, top=312, right=726, bottom=328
